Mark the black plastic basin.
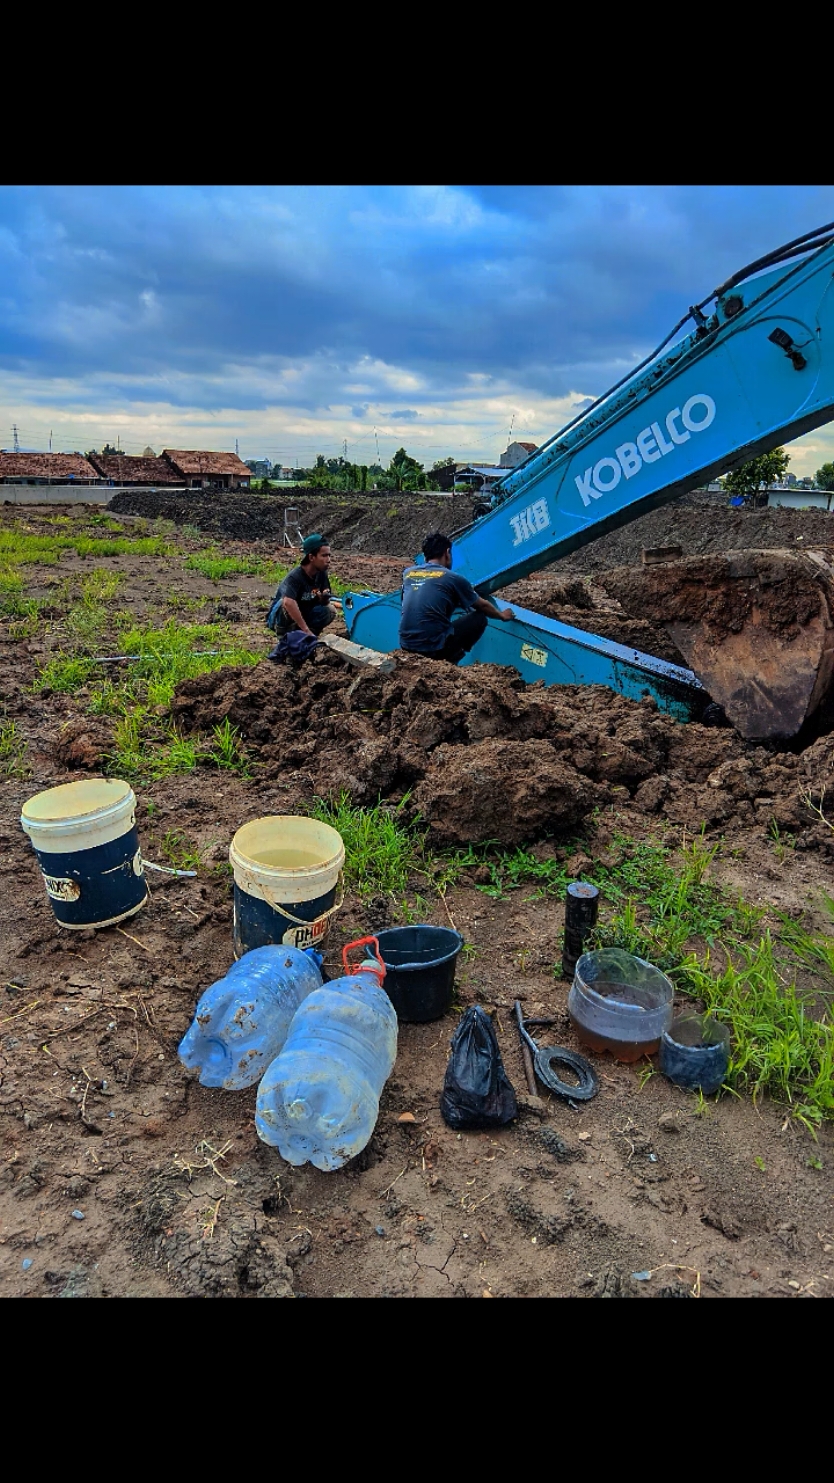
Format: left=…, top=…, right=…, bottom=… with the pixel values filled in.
left=374, top=925, right=463, bottom=1023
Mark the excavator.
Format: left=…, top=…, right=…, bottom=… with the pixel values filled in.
left=341, top=220, right=834, bottom=742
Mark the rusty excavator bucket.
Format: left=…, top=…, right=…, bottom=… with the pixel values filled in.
left=603, top=550, right=834, bottom=741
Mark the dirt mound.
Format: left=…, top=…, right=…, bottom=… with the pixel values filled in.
left=602, top=551, right=830, bottom=639
left=555, top=492, right=834, bottom=576
left=165, top=648, right=820, bottom=847
left=601, top=551, right=834, bottom=741
left=51, top=715, right=114, bottom=771
left=107, top=489, right=479, bottom=558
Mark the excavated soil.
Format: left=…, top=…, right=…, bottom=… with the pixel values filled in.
left=2, top=503, right=833, bottom=1301
left=107, top=489, right=479, bottom=558
left=603, top=551, right=831, bottom=640
left=107, top=485, right=834, bottom=574
left=169, top=652, right=826, bottom=847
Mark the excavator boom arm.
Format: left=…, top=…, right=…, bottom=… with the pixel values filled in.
left=448, top=232, right=834, bottom=595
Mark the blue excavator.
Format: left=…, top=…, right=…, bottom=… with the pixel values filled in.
left=342, top=221, right=834, bottom=741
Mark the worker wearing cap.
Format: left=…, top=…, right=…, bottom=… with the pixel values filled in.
left=267, top=533, right=338, bottom=652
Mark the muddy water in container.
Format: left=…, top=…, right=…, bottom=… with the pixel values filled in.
left=567, top=948, right=674, bottom=1062
left=229, top=816, right=345, bottom=957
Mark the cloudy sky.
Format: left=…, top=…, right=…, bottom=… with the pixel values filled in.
left=2, top=184, right=834, bottom=475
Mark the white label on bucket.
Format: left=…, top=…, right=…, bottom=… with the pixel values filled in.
left=282, top=917, right=330, bottom=950
left=42, top=874, right=81, bottom=902
left=520, top=643, right=547, bottom=668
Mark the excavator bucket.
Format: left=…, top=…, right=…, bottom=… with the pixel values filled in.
left=602, top=550, right=834, bottom=741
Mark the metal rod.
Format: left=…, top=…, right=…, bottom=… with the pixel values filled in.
left=514, top=1000, right=539, bottom=1095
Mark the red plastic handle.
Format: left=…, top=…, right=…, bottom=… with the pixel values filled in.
left=342, top=935, right=386, bottom=980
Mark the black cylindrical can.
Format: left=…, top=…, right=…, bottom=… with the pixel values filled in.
left=561, top=880, right=600, bottom=979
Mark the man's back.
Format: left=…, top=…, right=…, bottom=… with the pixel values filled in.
left=399, top=561, right=476, bottom=653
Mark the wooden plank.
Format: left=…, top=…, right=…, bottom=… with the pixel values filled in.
left=319, top=633, right=396, bottom=674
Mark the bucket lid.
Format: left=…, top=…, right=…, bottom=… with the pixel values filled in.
left=21, top=778, right=135, bottom=833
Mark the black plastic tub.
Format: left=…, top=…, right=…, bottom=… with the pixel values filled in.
left=374, top=925, right=463, bottom=1023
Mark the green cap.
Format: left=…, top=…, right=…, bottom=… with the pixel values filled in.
left=302, top=532, right=326, bottom=557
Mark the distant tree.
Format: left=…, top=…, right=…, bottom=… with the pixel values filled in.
left=723, top=448, right=790, bottom=504
left=431, top=457, right=457, bottom=471
left=387, top=447, right=426, bottom=492
left=815, top=461, right=834, bottom=491
left=102, top=443, right=120, bottom=456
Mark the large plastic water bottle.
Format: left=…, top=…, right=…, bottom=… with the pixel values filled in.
left=255, top=936, right=398, bottom=1171
left=178, top=945, right=323, bottom=1090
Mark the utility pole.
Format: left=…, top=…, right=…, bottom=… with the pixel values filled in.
left=49, top=430, right=52, bottom=452
left=235, top=438, right=239, bottom=457
left=13, top=424, right=19, bottom=453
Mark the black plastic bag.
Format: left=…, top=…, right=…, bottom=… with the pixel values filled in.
left=440, top=1006, right=518, bottom=1130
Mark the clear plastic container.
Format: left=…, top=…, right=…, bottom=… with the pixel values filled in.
left=660, top=1013, right=730, bottom=1094
left=567, top=948, right=674, bottom=1062
left=255, top=940, right=398, bottom=1171
left=178, top=945, right=323, bottom=1090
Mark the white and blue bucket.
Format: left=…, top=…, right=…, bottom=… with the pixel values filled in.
left=21, top=778, right=147, bottom=931
left=230, top=815, right=345, bottom=958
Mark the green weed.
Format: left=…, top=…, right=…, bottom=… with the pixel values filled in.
left=0, top=530, right=170, bottom=566
left=159, top=829, right=207, bottom=871
left=87, top=515, right=125, bottom=531
left=437, top=842, right=572, bottom=900
left=185, top=550, right=288, bottom=584
left=209, top=718, right=250, bottom=776
left=35, top=654, right=95, bottom=692
left=675, top=935, right=834, bottom=1131
left=310, top=792, right=425, bottom=898
left=0, top=716, right=29, bottom=777
left=80, top=568, right=123, bottom=604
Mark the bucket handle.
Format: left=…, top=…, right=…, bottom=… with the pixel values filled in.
left=263, top=870, right=345, bottom=930
left=342, top=935, right=386, bottom=980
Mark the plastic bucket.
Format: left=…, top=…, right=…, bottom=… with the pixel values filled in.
left=374, top=925, right=463, bottom=1023
left=230, top=815, right=345, bottom=956
left=568, top=948, right=674, bottom=1062
left=660, top=1013, right=731, bottom=1094
left=20, top=777, right=147, bottom=930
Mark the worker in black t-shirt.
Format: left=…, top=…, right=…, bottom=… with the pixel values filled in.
left=399, top=531, right=514, bottom=663
left=268, top=533, right=338, bottom=647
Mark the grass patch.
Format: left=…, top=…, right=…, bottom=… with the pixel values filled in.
left=440, top=843, right=572, bottom=899
left=209, top=718, right=251, bottom=775
left=674, top=937, right=834, bottom=1132
left=579, top=829, right=833, bottom=1129
left=80, top=568, right=123, bottom=604
left=185, top=550, right=288, bottom=583
left=158, top=829, right=210, bottom=871
left=35, top=618, right=259, bottom=781
left=0, top=528, right=171, bottom=566
left=35, top=654, right=96, bottom=692
left=310, top=792, right=426, bottom=897
left=0, top=716, right=29, bottom=777
left=111, top=620, right=260, bottom=708
left=586, top=833, right=761, bottom=970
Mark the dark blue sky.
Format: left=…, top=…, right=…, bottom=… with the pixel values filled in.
left=2, top=185, right=833, bottom=471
